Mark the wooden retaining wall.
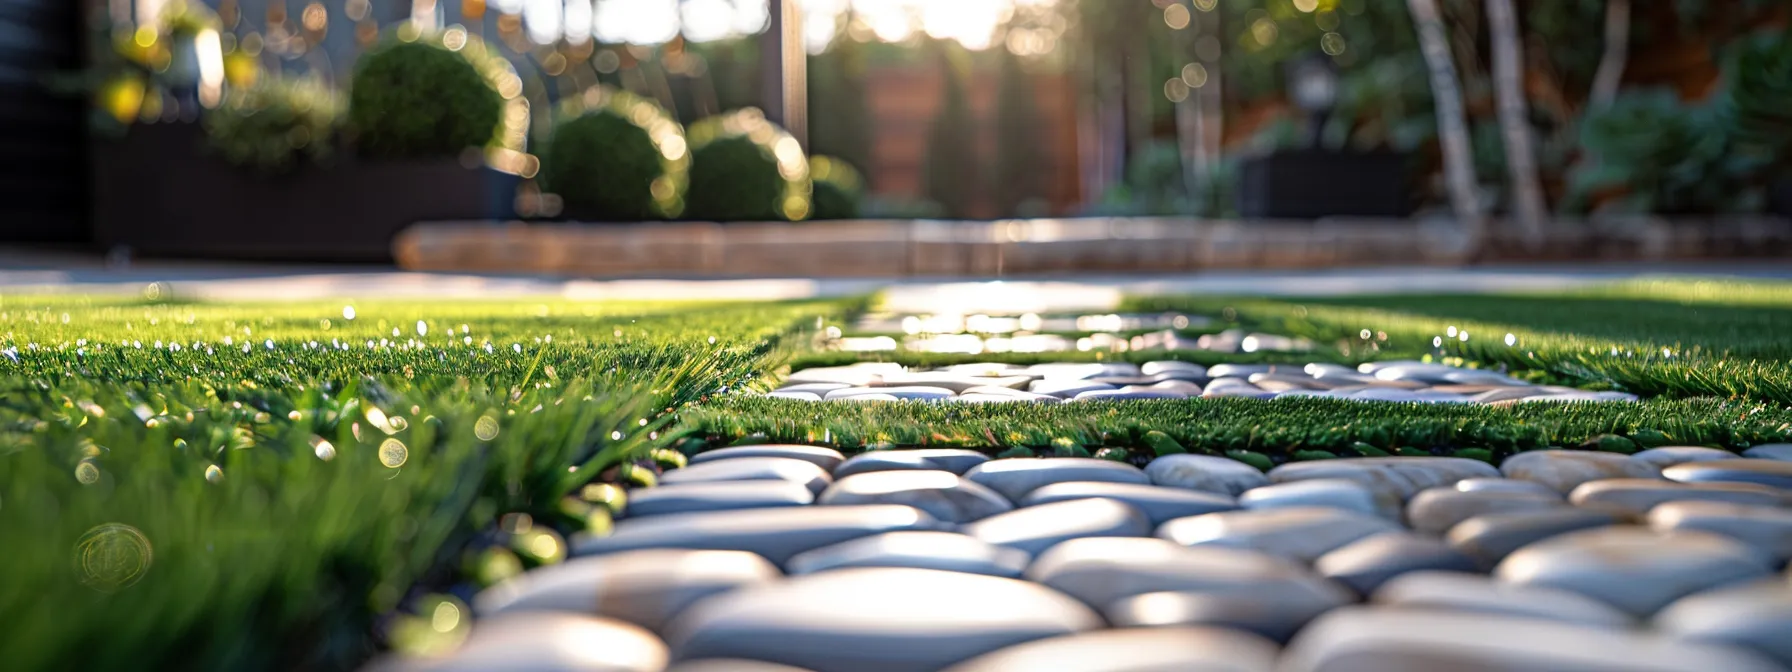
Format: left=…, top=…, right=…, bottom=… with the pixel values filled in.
left=393, top=217, right=1792, bottom=278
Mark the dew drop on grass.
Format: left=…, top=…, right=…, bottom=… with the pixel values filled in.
left=204, top=464, right=223, bottom=484
left=512, top=344, right=522, bottom=353
left=474, top=415, right=500, bottom=441
left=75, top=461, right=101, bottom=484
left=343, top=306, right=357, bottom=320
left=311, top=437, right=336, bottom=461
left=416, top=320, right=427, bottom=337
left=610, top=431, right=623, bottom=441
left=378, top=439, right=408, bottom=468
left=1446, top=326, right=1458, bottom=337
left=1505, top=333, right=1517, bottom=346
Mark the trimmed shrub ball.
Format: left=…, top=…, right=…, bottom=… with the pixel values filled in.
left=349, top=39, right=502, bottom=160
left=543, top=88, right=688, bottom=220
left=807, top=156, right=864, bottom=220
left=684, top=109, right=811, bottom=221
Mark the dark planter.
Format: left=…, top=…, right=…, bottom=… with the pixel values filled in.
left=1237, top=149, right=1414, bottom=219
left=1771, top=176, right=1792, bottom=220
left=91, top=122, right=518, bottom=262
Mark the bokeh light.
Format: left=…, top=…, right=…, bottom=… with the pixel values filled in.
left=75, top=524, right=154, bottom=593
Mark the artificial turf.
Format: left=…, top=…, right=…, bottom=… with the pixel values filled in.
left=10, top=277, right=1792, bottom=670
left=0, top=295, right=851, bottom=671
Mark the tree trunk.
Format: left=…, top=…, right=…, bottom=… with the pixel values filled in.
left=1407, top=0, right=1483, bottom=233
left=1589, top=0, right=1630, bottom=110
left=1199, top=5, right=1223, bottom=215
left=1487, top=0, right=1547, bottom=249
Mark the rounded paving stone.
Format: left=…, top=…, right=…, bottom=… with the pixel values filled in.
left=940, top=626, right=1279, bottom=672
left=1371, top=570, right=1634, bottom=628
left=785, top=531, right=1031, bottom=578
left=1144, top=454, right=1270, bottom=496
left=876, top=373, right=1031, bottom=393
left=1157, top=506, right=1401, bottom=563
left=1648, top=500, right=1792, bottom=563
left=1499, top=449, right=1660, bottom=494
left=1267, top=457, right=1500, bottom=501
left=1313, top=532, right=1478, bottom=596
left=1496, top=526, right=1774, bottom=617
left=825, top=386, right=956, bottom=401
left=1567, top=478, right=1785, bottom=515
left=1026, top=536, right=1348, bottom=612
left=1105, top=589, right=1347, bottom=643
left=817, top=470, right=1012, bottom=523
left=1663, top=459, right=1792, bottom=489
left=1020, top=481, right=1237, bottom=525
left=1279, top=606, right=1781, bottom=672
left=474, top=549, right=780, bottom=633
left=573, top=504, right=950, bottom=566
left=962, top=458, right=1149, bottom=503
left=1028, top=380, right=1117, bottom=398
left=1405, top=487, right=1565, bottom=535
left=689, top=445, right=847, bottom=472
left=1142, top=360, right=1209, bottom=378
left=1656, top=580, right=1792, bottom=668
left=407, top=613, right=669, bottom=672
left=659, top=457, right=834, bottom=495
left=1630, top=446, right=1739, bottom=470
left=1451, top=477, right=1562, bottom=497
left=772, top=382, right=853, bottom=395
left=1240, top=478, right=1401, bottom=520
left=833, top=449, right=990, bottom=478
left=1741, top=444, right=1792, bottom=461
left=663, top=567, right=1102, bottom=672
left=962, top=498, right=1151, bottom=555
left=623, top=481, right=815, bottom=518
left=667, top=661, right=814, bottom=672
left=1445, top=506, right=1625, bottom=570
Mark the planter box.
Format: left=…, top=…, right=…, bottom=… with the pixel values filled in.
left=1237, top=150, right=1414, bottom=219
left=1771, top=177, right=1792, bottom=220
left=91, top=122, right=518, bottom=262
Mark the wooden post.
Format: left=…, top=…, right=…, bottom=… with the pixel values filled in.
left=759, top=0, right=807, bottom=147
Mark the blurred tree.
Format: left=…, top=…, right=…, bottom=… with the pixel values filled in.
left=924, top=41, right=976, bottom=218
left=1487, top=0, right=1546, bottom=247
left=1589, top=0, right=1631, bottom=110
left=807, top=36, right=873, bottom=189
left=1408, top=0, right=1483, bottom=229
left=992, top=46, right=1044, bottom=216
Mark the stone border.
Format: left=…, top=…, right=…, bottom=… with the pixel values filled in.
left=392, top=216, right=1792, bottom=278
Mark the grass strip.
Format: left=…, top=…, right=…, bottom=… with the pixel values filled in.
left=0, top=296, right=856, bottom=670
left=1122, top=280, right=1792, bottom=404
left=680, top=395, right=1792, bottom=463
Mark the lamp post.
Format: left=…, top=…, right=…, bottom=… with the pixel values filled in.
left=1285, top=52, right=1337, bottom=150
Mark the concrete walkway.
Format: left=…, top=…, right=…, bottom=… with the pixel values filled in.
left=2, top=248, right=1788, bottom=308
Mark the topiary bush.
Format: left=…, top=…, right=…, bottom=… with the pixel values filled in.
left=1567, top=89, right=1764, bottom=214
left=1719, top=32, right=1792, bottom=169
left=348, top=38, right=502, bottom=160
left=205, top=77, right=341, bottom=173
left=543, top=87, right=688, bottom=220
left=807, top=156, right=863, bottom=220
left=684, top=109, right=811, bottom=221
